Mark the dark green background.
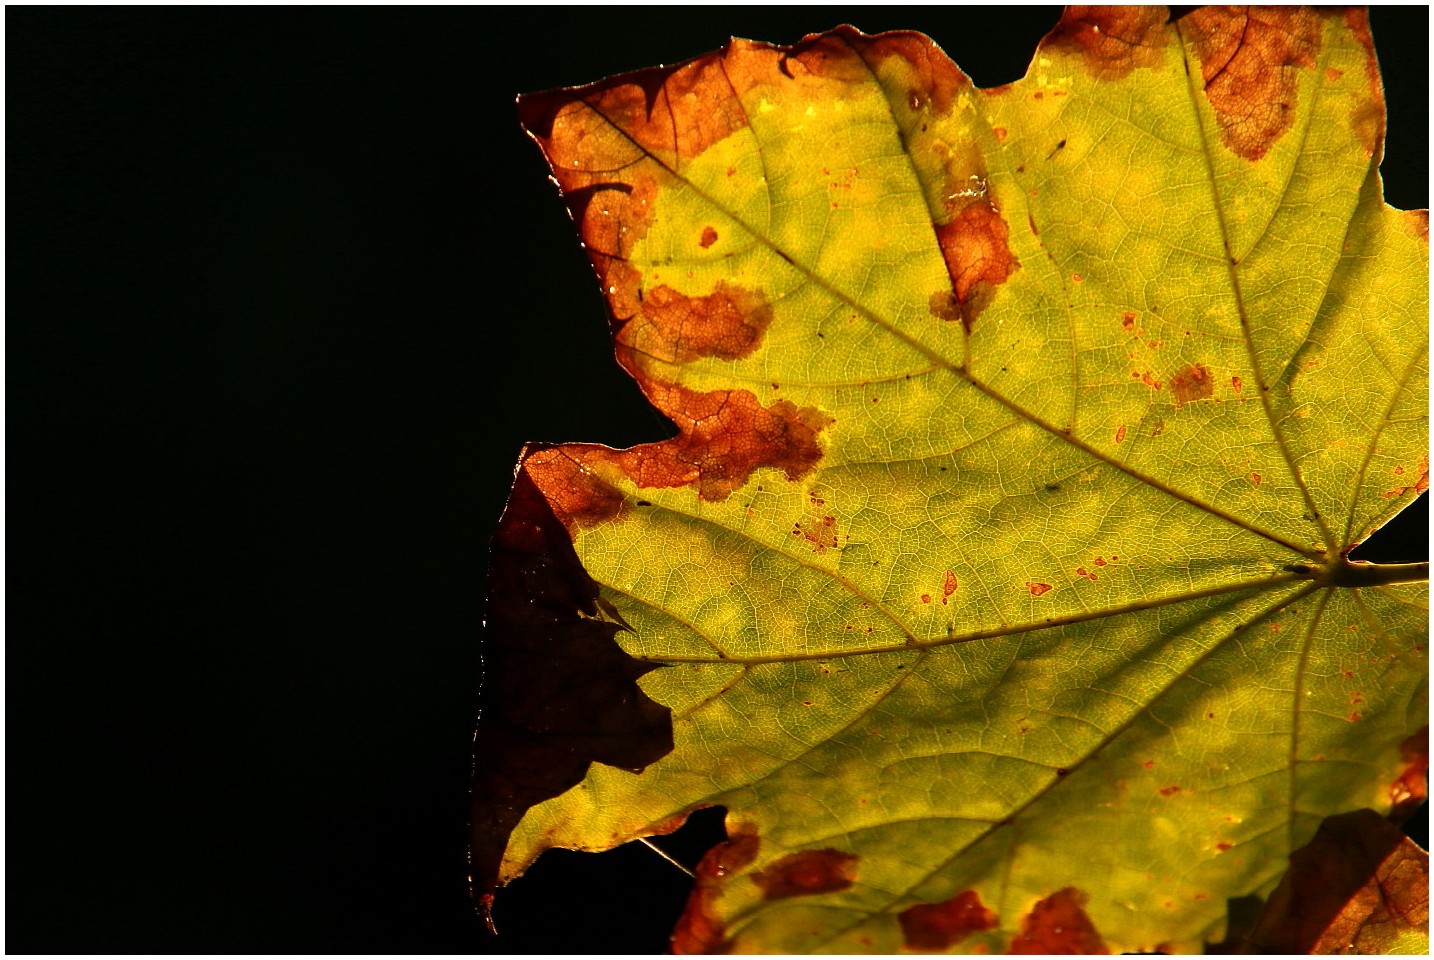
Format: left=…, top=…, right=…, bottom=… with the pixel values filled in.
left=9, top=7, right=1426, bottom=953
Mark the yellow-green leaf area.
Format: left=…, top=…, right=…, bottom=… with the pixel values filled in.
left=503, top=8, right=1427, bottom=954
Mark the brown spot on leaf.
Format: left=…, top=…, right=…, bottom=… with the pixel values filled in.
left=751, top=848, right=858, bottom=900
left=992, top=126, right=1008, bottom=142
left=1121, top=311, right=1137, bottom=331
left=616, top=280, right=773, bottom=366
left=1158, top=784, right=1182, bottom=797
left=469, top=469, right=673, bottom=920
left=1406, top=210, right=1429, bottom=243
left=1026, top=582, right=1053, bottom=597
left=1231, top=374, right=1243, bottom=393
left=699, top=225, right=719, bottom=248
left=1390, top=727, right=1429, bottom=820
left=900, top=890, right=999, bottom=951
left=1042, top=6, right=1168, bottom=80
left=1325, top=66, right=1344, bottom=83
left=1182, top=7, right=1322, bottom=161
left=1217, top=841, right=1233, bottom=852
left=933, top=200, right=1019, bottom=333
left=921, top=594, right=932, bottom=604
left=1170, top=363, right=1214, bottom=405
left=672, top=826, right=761, bottom=954
left=943, top=569, right=959, bottom=601
left=1009, top=887, right=1110, bottom=954
left=1249, top=472, right=1262, bottom=486
left=1114, top=424, right=1127, bottom=444
left=1247, top=809, right=1430, bottom=954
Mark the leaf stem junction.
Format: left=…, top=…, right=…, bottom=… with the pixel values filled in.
left=1287, top=559, right=1430, bottom=588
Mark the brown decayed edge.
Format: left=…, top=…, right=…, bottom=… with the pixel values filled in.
left=1245, top=809, right=1430, bottom=953
left=1390, top=726, right=1429, bottom=820
left=1041, top=5, right=1169, bottom=80
left=899, top=889, right=999, bottom=951
left=1342, top=8, right=1388, bottom=158
left=1008, top=887, right=1110, bottom=954
left=469, top=468, right=673, bottom=926
left=671, top=827, right=761, bottom=954
left=1169, top=362, right=1214, bottom=406
left=751, top=847, right=860, bottom=900
left=1181, top=7, right=1323, bottom=162
left=524, top=384, right=832, bottom=532
left=840, top=29, right=1018, bottom=334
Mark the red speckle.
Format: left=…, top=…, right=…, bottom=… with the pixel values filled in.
left=1122, top=311, right=1137, bottom=331
left=1348, top=712, right=1362, bottom=722
left=726, top=166, right=736, bottom=177
left=921, top=594, right=932, bottom=604
left=1115, top=424, right=1127, bottom=444
left=993, top=127, right=1008, bottom=142
left=943, top=569, right=959, bottom=601
left=1142, top=759, right=1155, bottom=770
left=1249, top=472, right=1262, bottom=486
left=1141, top=371, right=1163, bottom=390
left=1033, top=91, right=1043, bottom=100
left=751, top=848, right=858, bottom=900
left=1342, top=670, right=1354, bottom=678
left=1325, top=66, right=1344, bottom=83
left=1193, top=893, right=1208, bottom=901
left=1231, top=375, right=1243, bottom=393
left=1075, top=567, right=1097, bottom=581
left=1093, top=557, right=1107, bottom=567
left=699, top=225, right=719, bottom=248
left=1395, top=466, right=1406, bottom=475
left=1071, top=272, right=1083, bottom=283
left=900, top=890, right=999, bottom=951
left=1026, top=582, right=1053, bottom=597
left=1216, top=841, right=1233, bottom=852
left=1158, top=785, right=1182, bottom=797
left=1008, top=888, right=1109, bottom=954
left=1206, top=712, right=1215, bottom=719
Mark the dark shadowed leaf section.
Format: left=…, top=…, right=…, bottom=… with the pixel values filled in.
left=1246, top=809, right=1430, bottom=954
left=468, top=465, right=673, bottom=928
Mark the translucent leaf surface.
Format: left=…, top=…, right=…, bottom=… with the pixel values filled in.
left=478, top=7, right=1428, bottom=953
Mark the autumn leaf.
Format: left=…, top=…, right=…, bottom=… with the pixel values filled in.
left=474, top=6, right=1428, bottom=954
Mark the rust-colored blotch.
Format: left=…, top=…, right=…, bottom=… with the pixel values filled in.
left=1008, top=887, right=1110, bottom=954
left=1042, top=6, right=1168, bottom=80
left=1170, top=363, right=1214, bottom=405
left=900, top=890, right=998, bottom=951
left=1182, top=7, right=1323, bottom=161
left=616, top=280, right=773, bottom=366
left=1027, top=582, right=1053, bottom=597
left=943, top=569, right=959, bottom=600
left=751, top=848, right=858, bottom=900
left=934, top=201, right=1019, bottom=333
left=672, top=828, right=761, bottom=955
left=523, top=383, right=833, bottom=532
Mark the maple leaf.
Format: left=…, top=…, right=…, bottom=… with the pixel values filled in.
left=474, top=7, right=1428, bottom=953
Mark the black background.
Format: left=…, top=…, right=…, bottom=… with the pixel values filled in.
left=9, top=7, right=1427, bottom=954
